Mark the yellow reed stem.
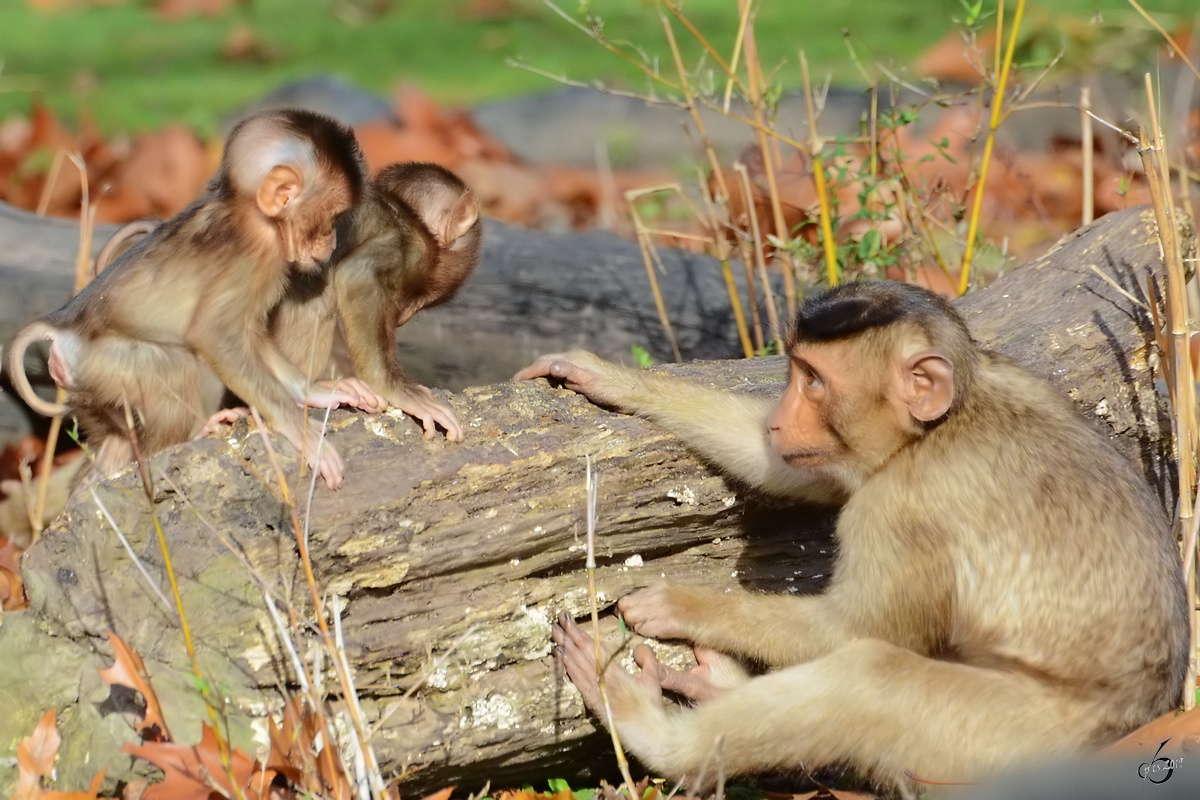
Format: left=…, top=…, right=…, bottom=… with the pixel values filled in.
left=958, top=0, right=1025, bottom=295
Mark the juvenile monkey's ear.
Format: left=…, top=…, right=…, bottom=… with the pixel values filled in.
left=256, top=165, right=305, bottom=217
left=904, top=351, right=954, bottom=422
left=440, top=191, right=479, bottom=246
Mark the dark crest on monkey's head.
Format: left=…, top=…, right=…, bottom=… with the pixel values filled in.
left=281, top=111, right=366, bottom=200
left=788, top=280, right=979, bottom=406
left=789, top=281, right=967, bottom=344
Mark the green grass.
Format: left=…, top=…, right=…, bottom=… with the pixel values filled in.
left=0, top=0, right=1194, bottom=136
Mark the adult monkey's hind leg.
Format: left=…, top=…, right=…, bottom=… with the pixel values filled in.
left=552, top=614, right=1097, bottom=795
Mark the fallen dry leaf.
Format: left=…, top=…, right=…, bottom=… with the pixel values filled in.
left=156, top=0, right=237, bottom=19
left=267, top=696, right=352, bottom=800
left=93, top=125, right=210, bottom=224
left=14, top=710, right=60, bottom=800
left=1, top=564, right=26, bottom=610
left=98, top=631, right=172, bottom=742
left=915, top=29, right=996, bottom=84
left=125, top=724, right=275, bottom=800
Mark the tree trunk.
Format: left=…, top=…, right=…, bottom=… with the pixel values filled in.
left=0, top=205, right=1188, bottom=795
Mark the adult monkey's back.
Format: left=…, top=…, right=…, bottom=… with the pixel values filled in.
left=516, top=280, right=1189, bottom=795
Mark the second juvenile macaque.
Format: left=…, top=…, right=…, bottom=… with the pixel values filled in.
left=269, top=161, right=482, bottom=441
left=516, top=281, right=1188, bottom=794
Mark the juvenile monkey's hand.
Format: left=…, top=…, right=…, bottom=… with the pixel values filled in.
left=513, top=351, right=644, bottom=410
left=316, top=378, right=388, bottom=413
left=390, top=384, right=463, bottom=442
left=618, top=584, right=698, bottom=641
left=303, top=427, right=345, bottom=489
left=302, top=387, right=361, bottom=410
left=195, top=407, right=249, bottom=439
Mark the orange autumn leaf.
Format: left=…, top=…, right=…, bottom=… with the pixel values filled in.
left=124, top=724, right=275, bottom=800
left=14, top=710, right=60, bottom=800
left=98, top=631, right=171, bottom=742
left=0, top=564, right=26, bottom=611
left=267, top=696, right=351, bottom=800
left=13, top=709, right=106, bottom=800
left=41, top=771, right=106, bottom=800
left=0, top=533, right=21, bottom=573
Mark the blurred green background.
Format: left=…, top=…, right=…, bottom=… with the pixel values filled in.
left=0, top=0, right=1195, bottom=135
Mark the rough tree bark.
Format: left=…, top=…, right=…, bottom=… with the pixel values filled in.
left=0, top=206, right=1188, bottom=795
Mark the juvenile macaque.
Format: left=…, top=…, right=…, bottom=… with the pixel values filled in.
left=271, top=161, right=481, bottom=441
left=6, top=109, right=374, bottom=487
left=516, top=281, right=1189, bottom=793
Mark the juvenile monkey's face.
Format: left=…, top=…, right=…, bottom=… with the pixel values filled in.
left=283, top=183, right=353, bottom=270
left=298, top=222, right=338, bottom=268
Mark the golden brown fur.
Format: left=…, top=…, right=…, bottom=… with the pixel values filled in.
left=517, top=280, right=1188, bottom=794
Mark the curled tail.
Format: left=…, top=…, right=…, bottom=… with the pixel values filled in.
left=92, top=218, right=158, bottom=278
left=6, top=322, right=71, bottom=417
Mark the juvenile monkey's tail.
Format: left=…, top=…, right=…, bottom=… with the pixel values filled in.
left=92, top=218, right=157, bottom=278
left=6, top=322, right=71, bottom=417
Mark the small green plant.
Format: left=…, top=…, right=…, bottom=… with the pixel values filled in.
left=630, top=344, right=655, bottom=368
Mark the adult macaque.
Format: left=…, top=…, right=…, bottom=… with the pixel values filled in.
left=6, top=109, right=375, bottom=488
left=270, top=161, right=481, bottom=441
left=515, top=281, right=1189, bottom=793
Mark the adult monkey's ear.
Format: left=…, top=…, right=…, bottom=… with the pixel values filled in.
left=904, top=350, right=954, bottom=422
left=256, top=165, right=305, bottom=217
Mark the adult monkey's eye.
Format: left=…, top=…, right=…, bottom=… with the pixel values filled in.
left=804, top=368, right=822, bottom=390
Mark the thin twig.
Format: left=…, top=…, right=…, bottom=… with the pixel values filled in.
left=90, top=488, right=175, bottom=614
left=958, top=0, right=1026, bottom=295
left=1089, top=265, right=1151, bottom=312
left=1127, top=0, right=1200, bottom=84
left=627, top=189, right=683, bottom=362
left=264, top=591, right=311, bottom=694
left=333, top=594, right=380, bottom=800
left=1081, top=86, right=1094, bottom=226
left=1139, top=98, right=1197, bottom=710
left=734, top=163, right=782, bottom=346
left=247, top=410, right=386, bottom=797
left=583, top=457, right=639, bottom=800
left=801, top=51, right=839, bottom=287
left=35, top=148, right=65, bottom=217
left=32, top=152, right=96, bottom=538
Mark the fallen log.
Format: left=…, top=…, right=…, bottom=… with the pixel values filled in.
left=0, top=206, right=1188, bottom=795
